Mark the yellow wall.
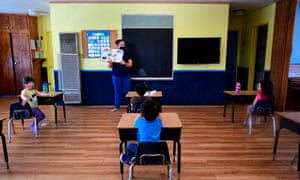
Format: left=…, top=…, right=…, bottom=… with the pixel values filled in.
left=239, top=3, right=276, bottom=89
left=37, top=16, right=54, bottom=91
left=49, top=3, right=229, bottom=71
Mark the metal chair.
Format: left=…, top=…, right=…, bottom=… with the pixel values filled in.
left=128, top=141, right=172, bottom=180
left=0, top=117, right=9, bottom=169
left=247, top=100, right=276, bottom=136
left=7, top=102, right=38, bottom=143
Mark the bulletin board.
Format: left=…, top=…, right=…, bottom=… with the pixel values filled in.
left=81, top=30, right=118, bottom=58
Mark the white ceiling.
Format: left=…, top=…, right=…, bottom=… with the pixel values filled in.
left=0, top=0, right=285, bottom=16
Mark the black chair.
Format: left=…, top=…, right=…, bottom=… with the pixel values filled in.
left=7, top=102, right=38, bottom=142
left=0, top=117, right=9, bottom=169
left=246, top=100, right=276, bottom=136
left=130, top=101, right=144, bottom=113
left=128, top=141, right=172, bottom=180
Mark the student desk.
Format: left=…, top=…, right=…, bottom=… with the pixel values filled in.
left=38, top=92, right=66, bottom=128
left=117, top=112, right=182, bottom=175
left=273, top=112, right=300, bottom=177
left=0, top=117, right=9, bottom=169
left=125, top=90, right=163, bottom=112
left=223, top=90, right=257, bottom=127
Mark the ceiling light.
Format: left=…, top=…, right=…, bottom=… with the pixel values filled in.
left=233, top=9, right=246, bottom=16
left=27, top=9, right=49, bottom=16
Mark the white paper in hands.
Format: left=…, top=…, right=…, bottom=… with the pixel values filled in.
left=100, top=48, right=123, bottom=63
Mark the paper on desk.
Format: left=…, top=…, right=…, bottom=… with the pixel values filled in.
left=144, top=90, right=157, bottom=96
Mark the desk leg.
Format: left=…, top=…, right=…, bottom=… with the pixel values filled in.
left=177, top=140, right=181, bottom=174
left=54, top=105, right=58, bottom=128
left=62, top=101, right=66, bottom=123
left=173, top=141, right=176, bottom=162
left=272, top=128, right=281, bottom=160
left=231, top=102, right=235, bottom=127
left=1, top=133, right=9, bottom=169
left=223, top=103, right=227, bottom=122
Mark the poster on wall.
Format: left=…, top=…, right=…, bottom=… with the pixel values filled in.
left=86, top=31, right=110, bottom=58
left=100, top=48, right=123, bottom=63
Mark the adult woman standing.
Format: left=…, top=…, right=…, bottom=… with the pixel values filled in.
left=108, top=39, right=133, bottom=112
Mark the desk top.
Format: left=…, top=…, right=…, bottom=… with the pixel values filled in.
left=224, top=90, right=257, bottom=96
left=117, top=112, right=182, bottom=129
left=0, top=117, right=6, bottom=121
left=38, top=92, right=63, bottom=98
left=126, top=91, right=162, bottom=98
left=276, top=112, right=300, bottom=123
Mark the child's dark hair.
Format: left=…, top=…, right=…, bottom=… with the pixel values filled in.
left=23, top=76, right=35, bottom=84
left=260, top=79, right=274, bottom=98
left=135, top=83, right=147, bottom=96
left=140, top=99, right=161, bottom=121
left=115, top=39, right=125, bottom=46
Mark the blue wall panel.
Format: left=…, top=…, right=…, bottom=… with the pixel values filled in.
left=55, top=70, right=226, bottom=105
left=291, top=4, right=300, bottom=64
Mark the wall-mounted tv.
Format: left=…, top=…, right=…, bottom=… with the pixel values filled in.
left=177, top=37, right=221, bottom=64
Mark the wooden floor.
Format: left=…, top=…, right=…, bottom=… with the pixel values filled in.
left=0, top=96, right=299, bottom=180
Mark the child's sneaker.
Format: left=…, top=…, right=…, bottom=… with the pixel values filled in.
left=40, top=120, right=50, bottom=127
left=120, top=153, right=130, bottom=165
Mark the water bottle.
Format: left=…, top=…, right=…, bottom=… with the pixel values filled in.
left=235, top=82, right=241, bottom=94
left=42, top=82, right=49, bottom=93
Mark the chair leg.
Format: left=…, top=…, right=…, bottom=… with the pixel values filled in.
left=168, top=164, right=172, bottom=180
left=264, top=115, right=268, bottom=128
left=272, top=116, right=276, bottom=137
left=7, top=119, right=12, bottom=143
left=129, top=164, right=134, bottom=180
left=248, top=114, right=253, bottom=136
left=11, top=120, right=16, bottom=134
left=21, top=118, right=25, bottom=129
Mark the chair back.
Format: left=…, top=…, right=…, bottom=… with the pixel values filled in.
left=131, top=102, right=143, bottom=113
left=9, top=102, right=32, bottom=119
left=253, top=100, right=274, bottom=115
left=134, top=141, right=170, bottom=165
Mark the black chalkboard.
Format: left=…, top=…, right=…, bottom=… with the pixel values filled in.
left=122, top=28, right=173, bottom=79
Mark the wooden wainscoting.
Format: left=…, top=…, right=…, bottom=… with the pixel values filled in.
left=0, top=96, right=298, bottom=179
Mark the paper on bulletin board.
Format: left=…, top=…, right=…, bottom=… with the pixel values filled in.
left=100, top=48, right=123, bottom=63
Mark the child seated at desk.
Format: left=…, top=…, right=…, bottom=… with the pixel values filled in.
left=20, top=76, right=49, bottom=132
left=244, top=79, right=274, bottom=125
left=130, top=83, right=151, bottom=113
left=120, top=99, right=163, bottom=165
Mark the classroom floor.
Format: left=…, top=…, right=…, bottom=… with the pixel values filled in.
left=0, top=96, right=298, bottom=180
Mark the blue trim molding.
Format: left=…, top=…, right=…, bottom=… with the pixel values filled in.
left=55, top=70, right=226, bottom=105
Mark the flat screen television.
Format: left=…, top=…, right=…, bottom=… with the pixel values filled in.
left=177, top=37, right=221, bottom=64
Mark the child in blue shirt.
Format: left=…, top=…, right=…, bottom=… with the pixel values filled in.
left=120, top=99, right=163, bottom=165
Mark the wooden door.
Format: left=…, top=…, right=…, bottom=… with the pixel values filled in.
left=11, top=32, right=32, bottom=93
left=9, top=15, right=28, bottom=33
left=0, top=32, right=16, bottom=94
left=0, top=14, right=10, bottom=32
